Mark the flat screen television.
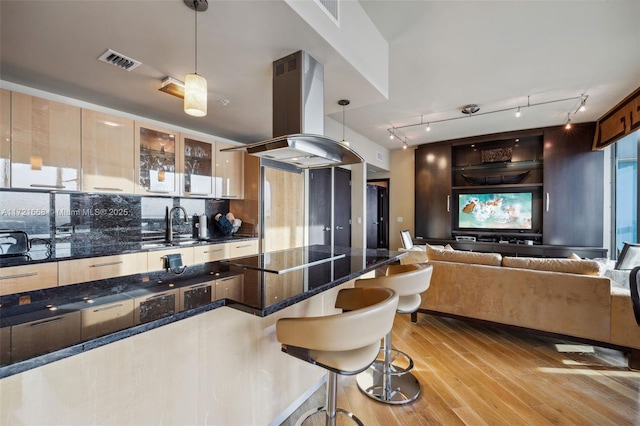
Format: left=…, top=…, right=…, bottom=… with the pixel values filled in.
left=458, top=192, right=533, bottom=231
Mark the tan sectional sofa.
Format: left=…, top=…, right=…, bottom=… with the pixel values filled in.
left=400, top=245, right=640, bottom=369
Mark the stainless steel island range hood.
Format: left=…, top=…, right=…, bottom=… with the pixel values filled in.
left=223, top=51, right=363, bottom=169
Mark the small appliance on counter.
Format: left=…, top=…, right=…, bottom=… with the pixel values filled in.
left=192, top=214, right=208, bottom=240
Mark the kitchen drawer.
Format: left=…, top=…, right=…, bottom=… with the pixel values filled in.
left=0, top=325, right=10, bottom=366
left=0, top=262, right=58, bottom=296
left=133, top=288, right=179, bottom=324
left=147, top=247, right=195, bottom=272
left=58, top=253, right=148, bottom=286
left=215, top=274, right=244, bottom=302
left=11, top=310, right=82, bottom=362
left=228, top=240, right=258, bottom=259
left=81, top=298, right=134, bottom=340
left=178, top=281, right=214, bottom=311
left=193, top=243, right=229, bottom=264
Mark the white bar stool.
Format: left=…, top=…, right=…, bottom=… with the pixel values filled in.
left=354, top=263, right=433, bottom=404
left=276, top=286, right=399, bottom=425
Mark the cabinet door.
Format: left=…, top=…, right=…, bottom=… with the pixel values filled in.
left=215, top=275, right=243, bottom=301
left=0, top=262, right=58, bottom=296
left=81, top=299, right=134, bottom=340
left=228, top=240, right=259, bottom=258
left=181, top=134, right=214, bottom=197
left=0, top=89, right=10, bottom=188
left=543, top=123, right=603, bottom=247
left=179, top=281, right=214, bottom=311
left=215, top=141, right=244, bottom=199
left=58, top=252, right=148, bottom=286
left=11, top=92, right=81, bottom=191
left=0, top=326, right=10, bottom=365
left=194, top=243, right=229, bottom=264
left=133, top=289, right=179, bottom=324
left=82, top=110, right=135, bottom=193
left=134, top=122, right=180, bottom=196
left=415, top=142, right=452, bottom=239
left=11, top=311, right=82, bottom=362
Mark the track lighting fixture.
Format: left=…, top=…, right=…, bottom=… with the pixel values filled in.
left=574, top=94, right=588, bottom=114
left=387, top=93, right=588, bottom=141
left=565, top=113, right=572, bottom=129
left=184, top=0, right=208, bottom=117
left=403, top=141, right=408, bottom=150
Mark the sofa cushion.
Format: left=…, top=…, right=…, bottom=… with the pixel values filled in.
left=426, top=245, right=502, bottom=266
left=502, top=256, right=601, bottom=276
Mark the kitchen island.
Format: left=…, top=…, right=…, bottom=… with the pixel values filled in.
left=0, top=246, right=404, bottom=425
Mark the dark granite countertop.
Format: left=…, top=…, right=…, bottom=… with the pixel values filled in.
left=0, top=245, right=405, bottom=378
left=0, top=235, right=258, bottom=267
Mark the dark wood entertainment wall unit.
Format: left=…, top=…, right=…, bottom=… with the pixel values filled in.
left=414, top=122, right=607, bottom=258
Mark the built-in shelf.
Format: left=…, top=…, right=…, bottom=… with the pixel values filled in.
left=452, top=182, right=543, bottom=190
left=452, top=159, right=543, bottom=172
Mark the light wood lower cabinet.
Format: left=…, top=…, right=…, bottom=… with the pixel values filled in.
left=215, top=274, right=244, bottom=301
left=0, top=326, right=10, bottom=365
left=11, top=310, right=82, bottom=362
left=81, top=298, right=134, bottom=340
left=147, top=246, right=195, bottom=272
left=58, top=253, right=148, bottom=286
left=228, top=240, right=259, bottom=259
left=193, top=243, right=229, bottom=264
left=0, top=262, right=58, bottom=296
left=0, top=89, right=10, bottom=188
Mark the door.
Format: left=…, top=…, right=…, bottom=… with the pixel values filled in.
left=366, top=184, right=378, bottom=249
left=308, top=168, right=332, bottom=245
left=366, top=182, right=389, bottom=249
left=334, top=168, right=351, bottom=247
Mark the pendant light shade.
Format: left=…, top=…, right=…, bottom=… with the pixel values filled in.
left=184, top=72, right=207, bottom=117
left=184, top=0, right=208, bottom=117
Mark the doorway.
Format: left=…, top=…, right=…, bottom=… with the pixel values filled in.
left=366, top=179, right=389, bottom=249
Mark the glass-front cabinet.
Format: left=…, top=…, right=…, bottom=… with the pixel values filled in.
left=181, top=134, right=214, bottom=197
left=10, top=92, right=81, bottom=191
left=134, top=122, right=180, bottom=196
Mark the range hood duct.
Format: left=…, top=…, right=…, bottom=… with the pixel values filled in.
left=223, top=51, right=363, bottom=169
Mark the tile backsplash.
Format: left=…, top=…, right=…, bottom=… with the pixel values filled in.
left=0, top=190, right=232, bottom=253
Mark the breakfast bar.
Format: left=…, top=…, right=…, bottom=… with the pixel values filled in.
left=0, top=245, right=404, bottom=425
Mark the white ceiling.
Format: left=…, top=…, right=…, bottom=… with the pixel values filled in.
left=1, top=0, right=639, bottom=154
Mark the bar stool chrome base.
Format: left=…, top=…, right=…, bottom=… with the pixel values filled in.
left=355, top=331, right=420, bottom=405
left=356, top=368, right=421, bottom=405
left=294, top=407, right=364, bottom=426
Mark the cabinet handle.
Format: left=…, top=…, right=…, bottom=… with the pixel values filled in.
left=447, top=195, right=451, bottom=212
left=188, top=192, right=209, bottom=196
left=93, top=187, right=123, bottom=192
left=336, top=226, right=344, bottom=230
left=203, top=249, right=223, bottom=253
left=0, top=272, right=38, bottom=280
left=90, top=261, right=124, bottom=268
left=31, top=317, right=65, bottom=328
left=30, top=184, right=65, bottom=189
left=235, top=244, right=251, bottom=249
left=187, top=283, right=210, bottom=290
left=146, top=292, right=173, bottom=301
left=224, top=195, right=239, bottom=198
left=545, top=193, right=550, bottom=212
left=145, top=190, right=171, bottom=194
left=93, top=303, right=124, bottom=313
left=218, top=277, right=235, bottom=282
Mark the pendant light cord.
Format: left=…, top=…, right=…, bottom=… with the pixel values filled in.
left=194, top=0, right=198, bottom=74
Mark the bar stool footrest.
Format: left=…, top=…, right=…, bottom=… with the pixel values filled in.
left=370, top=348, right=415, bottom=375
left=295, top=406, right=364, bottom=426
left=355, top=370, right=421, bottom=405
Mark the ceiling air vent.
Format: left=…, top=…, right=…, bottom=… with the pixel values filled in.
left=314, top=0, right=339, bottom=25
left=97, top=49, right=142, bottom=71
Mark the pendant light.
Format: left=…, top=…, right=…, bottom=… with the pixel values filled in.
left=338, top=99, right=350, bottom=146
left=184, top=0, right=208, bottom=117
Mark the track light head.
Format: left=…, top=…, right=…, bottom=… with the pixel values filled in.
left=426, top=123, right=431, bottom=132
left=515, top=107, right=521, bottom=118
left=565, top=112, right=572, bottom=129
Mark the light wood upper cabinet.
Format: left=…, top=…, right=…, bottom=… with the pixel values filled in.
left=134, top=122, right=180, bottom=196
left=215, top=141, right=244, bottom=199
left=181, top=133, right=214, bottom=197
left=82, top=110, right=135, bottom=193
left=11, top=92, right=81, bottom=190
left=0, top=89, right=10, bottom=188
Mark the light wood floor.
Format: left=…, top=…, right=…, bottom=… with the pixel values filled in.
left=281, top=312, right=640, bottom=425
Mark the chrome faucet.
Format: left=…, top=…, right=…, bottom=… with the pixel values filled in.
left=165, top=205, right=189, bottom=243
